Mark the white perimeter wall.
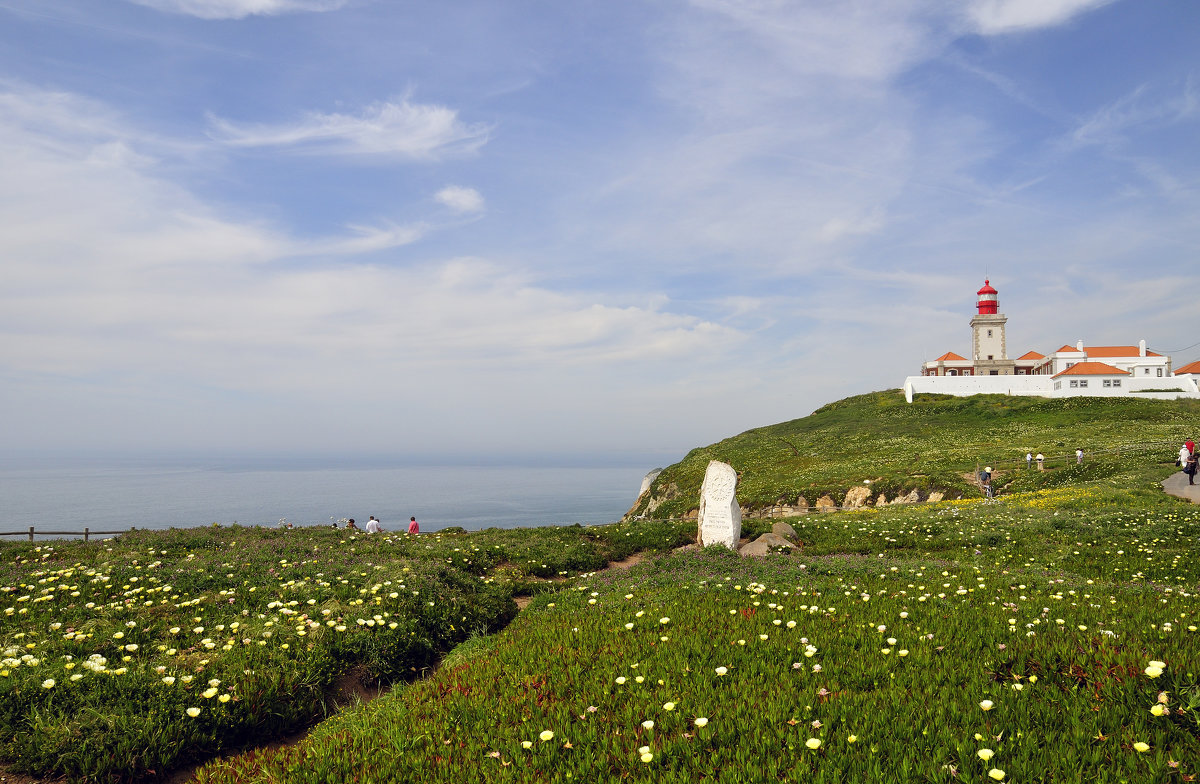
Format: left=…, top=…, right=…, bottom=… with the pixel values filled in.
left=902, top=375, right=1200, bottom=403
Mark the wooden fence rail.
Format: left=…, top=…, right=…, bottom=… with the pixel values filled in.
left=0, top=527, right=125, bottom=542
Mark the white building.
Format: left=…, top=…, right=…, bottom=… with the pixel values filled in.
left=906, top=280, right=1200, bottom=402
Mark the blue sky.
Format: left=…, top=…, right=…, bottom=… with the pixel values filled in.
left=1, top=0, right=1198, bottom=465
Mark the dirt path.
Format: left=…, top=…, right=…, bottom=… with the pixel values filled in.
left=513, top=548, right=656, bottom=611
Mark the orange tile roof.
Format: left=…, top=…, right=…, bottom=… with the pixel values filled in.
left=1016, top=351, right=1045, bottom=360
left=1052, top=361, right=1128, bottom=378
left=1083, top=345, right=1163, bottom=358
left=933, top=351, right=968, bottom=362
left=1055, top=345, right=1080, bottom=353
left=1176, top=360, right=1200, bottom=375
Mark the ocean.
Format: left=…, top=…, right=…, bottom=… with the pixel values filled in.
left=0, top=461, right=654, bottom=537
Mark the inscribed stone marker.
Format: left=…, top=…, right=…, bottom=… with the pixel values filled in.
left=697, top=460, right=741, bottom=549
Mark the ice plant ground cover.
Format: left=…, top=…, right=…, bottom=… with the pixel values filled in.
left=196, top=496, right=1200, bottom=784
left=0, top=521, right=693, bottom=781
left=629, top=391, right=1200, bottom=518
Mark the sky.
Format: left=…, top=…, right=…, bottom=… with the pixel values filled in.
left=1, top=0, right=1198, bottom=467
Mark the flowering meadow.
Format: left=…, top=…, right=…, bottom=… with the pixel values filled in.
left=196, top=496, right=1200, bottom=783
left=0, top=521, right=693, bottom=781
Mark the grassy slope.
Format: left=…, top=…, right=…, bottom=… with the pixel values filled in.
left=629, top=391, right=1200, bottom=518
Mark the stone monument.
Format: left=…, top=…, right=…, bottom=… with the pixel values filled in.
left=698, top=460, right=741, bottom=549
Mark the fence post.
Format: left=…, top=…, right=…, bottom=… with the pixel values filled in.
left=28, top=526, right=34, bottom=543
left=84, top=527, right=89, bottom=543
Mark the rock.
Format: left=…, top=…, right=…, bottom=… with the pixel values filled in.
left=697, top=461, right=742, bottom=550
left=843, top=485, right=871, bottom=509
left=815, top=495, right=836, bottom=512
left=637, top=468, right=663, bottom=499
left=771, top=522, right=798, bottom=541
left=926, top=491, right=944, bottom=503
left=739, top=532, right=796, bottom=557
left=875, top=493, right=888, bottom=507
left=891, top=489, right=920, bottom=505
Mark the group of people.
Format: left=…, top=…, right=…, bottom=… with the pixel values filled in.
left=333, top=515, right=422, bottom=533
left=1180, top=438, right=1198, bottom=485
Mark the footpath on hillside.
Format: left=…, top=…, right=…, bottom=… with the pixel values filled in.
left=1162, top=470, right=1200, bottom=503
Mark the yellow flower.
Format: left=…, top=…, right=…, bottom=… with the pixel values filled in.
left=978, top=749, right=994, bottom=761
left=186, top=707, right=201, bottom=717
left=1150, top=704, right=1166, bottom=717
left=642, top=720, right=654, bottom=730
left=640, top=752, right=653, bottom=763
left=41, top=678, right=55, bottom=689
left=521, top=741, right=532, bottom=749
left=218, top=694, right=231, bottom=703
left=988, top=769, right=1005, bottom=780
left=539, top=730, right=554, bottom=742
left=847, top=735, right=857, bottom=743
left=663, top=702, right=675, bottom=711
left=805, top=738, right=821, bottom=750
left=980, top=700, right=994, bottom=711
left=1133, top=742, right=1150, bottom=753
left=1145, top=666, right=1163, bottom=678
left=715, top=667, right=728, bottom=676
left=694, top=717, right=708, bottom=728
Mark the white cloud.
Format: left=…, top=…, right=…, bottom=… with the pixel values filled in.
left=208, top=98, right=490, bottom=159
left=965, top=0, right=1117, bottom=35
left=0, top=83, right=741, bottom=457
left=435, top=185, right=485, bottom=214
left=126, top=0, right=347, bottom=20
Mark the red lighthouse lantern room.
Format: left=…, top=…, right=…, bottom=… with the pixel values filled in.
left=976, top=279, right=998, bottom=315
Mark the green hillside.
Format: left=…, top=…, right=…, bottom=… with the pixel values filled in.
left=629, top=391, right=1200, bottom=518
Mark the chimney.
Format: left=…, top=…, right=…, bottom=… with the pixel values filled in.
left=1139, top=339, right=1146, bottom=357
left=1076, top=340, right=1084, bottom=352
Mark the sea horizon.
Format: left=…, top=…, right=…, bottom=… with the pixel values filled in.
left=0, top=457, right=670, bottom=537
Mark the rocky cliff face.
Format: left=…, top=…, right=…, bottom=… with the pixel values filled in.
left=627, top=480, right=957, bottom=520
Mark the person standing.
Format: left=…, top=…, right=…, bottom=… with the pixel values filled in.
left=1026, top=452, right=1033, bottom=470
left=366, top=516, right=382, bottom=534
left=1187, top=450, right=1198, bottom=486
left=1186, top=438, right=1196, bottom=456
left=1076, top=448, right=1083, bottom=465
left=1036, top=453, right=1045, bottom=471
left=408, top=516, right=420, bottom=535
left=1181, top=444, right=1192, bottom=469
left=979, top=467, right=993, bottom=499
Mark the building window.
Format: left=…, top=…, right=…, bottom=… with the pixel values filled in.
left=948, top=370, right=956, bottom=376
left=989, top=370, right=998, bottom=375
left=987, top=354, right=994, bottom=360
left=987, top=329, right=992, bottom=337
left=1067, top=362, right=1074, bottom=368
left=1113, top=379, right=1121, bottom=387
left=1157, top=368, right=1163, bottom=377
left=1103, top=380, right=1112, bottom=388
left=1069, top=380, right=1078, bottom=388
left=1145, top=368, right=1151, bottom=374
left=1079, top=380, right=1088, bottom=388
left=1054, top=381, right=1061, bottom=390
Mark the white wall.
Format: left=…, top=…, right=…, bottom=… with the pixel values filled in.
left=902, top=374, right=1200, bottom=403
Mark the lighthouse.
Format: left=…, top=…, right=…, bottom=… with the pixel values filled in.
left=969, top=279, right=1014, bottom=375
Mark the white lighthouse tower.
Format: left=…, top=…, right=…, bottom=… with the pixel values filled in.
left=969, top=279, right=1015, bottom=376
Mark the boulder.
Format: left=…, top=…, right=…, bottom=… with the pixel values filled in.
left=739, top=532, right=796, bottom=557
left=771, top=522, right=798, bottom=541
left=875, top=493, right=888, bottom=507
left=926, top=491, right=944, bottom=503
left=697, top=460, right=742, bottom=550
left=843, top=485, right=871, bottom=509
left=891, top=489, right=920, bottom=505
left=815, top=495, right=836, bottom=512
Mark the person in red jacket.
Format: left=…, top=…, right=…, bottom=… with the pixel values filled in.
left=408, top=516, right=420, bottom=534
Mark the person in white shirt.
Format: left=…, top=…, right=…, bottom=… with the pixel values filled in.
left=1181, top=445, right=1192, bottom=469
left=366, top=516, right=382, bottom=534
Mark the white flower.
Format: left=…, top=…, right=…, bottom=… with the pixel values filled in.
left=694, top=717, right=709, bottom=727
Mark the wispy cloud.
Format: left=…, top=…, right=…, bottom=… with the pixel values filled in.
left=434, top=185, right=485, bottom=214
left=207, top=98, right=490, bottom=159
left=1072, top=79, right=1200, bottom=148
left=125, top=0, right=347, bottom=20
left=965, top=0, right=1117, bottom=35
